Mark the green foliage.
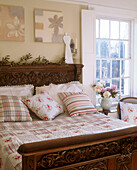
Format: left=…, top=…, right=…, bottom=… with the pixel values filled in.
left=0, top=53, right=65, bottom=66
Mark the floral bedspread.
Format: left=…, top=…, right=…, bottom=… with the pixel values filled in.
left=0, top=112, right=135, bottom=170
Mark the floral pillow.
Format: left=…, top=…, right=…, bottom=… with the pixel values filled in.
left=120, top=102, right=137, bottom=124
left=58, top=92, right=97, bottom=117
left=23, top=92, right=63, bottom=120
left=0, top=96, right=32, bottom=122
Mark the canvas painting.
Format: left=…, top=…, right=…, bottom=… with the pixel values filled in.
left=35, top=9, right=63, bottom=43
left=0, top=5, right=25, bottom=41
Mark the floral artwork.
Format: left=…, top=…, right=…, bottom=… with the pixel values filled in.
left=34, top=9, right=63, bottom=43
left=0, top=5, right=25, bottom=41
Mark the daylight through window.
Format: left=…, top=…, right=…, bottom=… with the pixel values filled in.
left=96, top=18, right=131, bottom=96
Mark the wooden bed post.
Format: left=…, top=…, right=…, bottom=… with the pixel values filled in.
left=22, top=155, right=37, bottom=170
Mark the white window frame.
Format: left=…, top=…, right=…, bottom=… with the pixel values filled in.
left=96, top=17, right=131, bottom=96
left=90, top=5, right=137, bottom=98
left=81, top=6, right=137, bottom=104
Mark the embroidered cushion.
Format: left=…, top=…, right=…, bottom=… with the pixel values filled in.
left=58, top=92, right=97, bottom=117
left=23, top=92, right=63, bottom=120
left=120, top=102, right=137, bottom=124
left=0, top=96, right=32, bottom=122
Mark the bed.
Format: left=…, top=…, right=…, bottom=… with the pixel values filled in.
left=1, top=64, right=137, bottom=170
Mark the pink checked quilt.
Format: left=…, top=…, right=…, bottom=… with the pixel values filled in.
left=0, top=112, right=135, bottom=170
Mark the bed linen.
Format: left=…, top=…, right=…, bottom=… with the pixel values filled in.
left=0, top=112, right=135, bottom=170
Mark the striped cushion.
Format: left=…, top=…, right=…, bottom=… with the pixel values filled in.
left=58, top=92, right=97, bottom=117
left=0, top=96, right=32, bottom=122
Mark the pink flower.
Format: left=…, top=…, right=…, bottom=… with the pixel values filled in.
left=101, top=87, right=106, bottom=92
left=106, top=87, right=111, bottom=91
left=111, top=84, right=117, bottom=91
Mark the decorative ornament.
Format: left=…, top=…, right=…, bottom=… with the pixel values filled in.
left=63, top=33, right=73, bottom=64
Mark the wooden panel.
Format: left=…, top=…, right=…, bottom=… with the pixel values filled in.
left=0, top=64, right=83, bottom=86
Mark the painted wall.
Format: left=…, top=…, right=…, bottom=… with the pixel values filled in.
left=71, top=0, right=137, bottom=11
left=0, top=0, right=87, bottom=63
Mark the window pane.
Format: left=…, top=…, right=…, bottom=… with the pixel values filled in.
left=96, top=60, right=100, bottom=78
left=105, top=80, right=111, bottom=87
left=120, top=41, right=129, bottom=58
left=121, top=78, right=130, bottom=95
left=112, top=60, right=120, bottom=78
left=121, top=60, right=130, bottom=77
left=112, top=79, right=120, bottom=93
left=100, top=19, right=109, bottom=38
left=96, top=40, right=99, bottom=58
left=100, top=40, right=109, bottom=58
left=110, top=21, right=119, bottom=39
left=120, top=22, right=129, bottom=40
left=96, top=19, right=99, bottom=38
left=102, top=60, right=110, bottom=78
left=110, top=40, right=119, bottom=58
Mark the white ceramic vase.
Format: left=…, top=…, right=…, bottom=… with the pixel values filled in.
left=98, top=98, right=112, bottom=110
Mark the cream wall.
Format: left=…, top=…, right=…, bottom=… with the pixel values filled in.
left=0, top=0, right=87, bottom=63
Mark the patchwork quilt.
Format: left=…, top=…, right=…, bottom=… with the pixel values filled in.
left=0, top=112, right=135, bottom=170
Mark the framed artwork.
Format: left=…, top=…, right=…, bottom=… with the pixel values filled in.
left=0, top=5, right=25, bottom=41
left=34, top=9, right=63, bottom=43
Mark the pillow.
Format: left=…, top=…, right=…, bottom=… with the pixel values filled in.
left=0, top=96, right=32, bottom=122
left=0, top=85, right=34, bottom=98
left=36, top=85, right=51, bottom=95
left=36, top=82, right=83, bottom=107
left=23, top=92, right=63, bottom=120
left=58, top=92, right=97, bottom=117
left=120, top=102, right=137, bottom=124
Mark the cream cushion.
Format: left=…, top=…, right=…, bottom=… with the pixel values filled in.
left=0, top=85, right=34, bottom=98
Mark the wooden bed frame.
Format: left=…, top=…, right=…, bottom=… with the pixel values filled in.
left=1, top=64, right=137, bottom=170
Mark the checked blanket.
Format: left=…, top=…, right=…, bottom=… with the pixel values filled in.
left=0, top=112, right=134, bottom=170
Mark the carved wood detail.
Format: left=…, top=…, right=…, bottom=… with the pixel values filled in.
left=29, top=158, right=34, bottom=170
left=0, top=64, right=83, bottom=86
left=0, top=71, right=75, bottom=86
left=69, top=160, right=107, bottom=170
left=116, top=154, right=131, bottom=170
left=37, top=141, right=120, bottom=169
left=36, top=136, right=137, bottom=169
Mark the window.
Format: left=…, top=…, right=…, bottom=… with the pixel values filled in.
left=96, top=18, right=131, bottom=96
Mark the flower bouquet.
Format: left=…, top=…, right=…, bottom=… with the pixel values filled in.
left=92, top=81, right=119, bottom=110
left=92, top=81, right=118, bottom=98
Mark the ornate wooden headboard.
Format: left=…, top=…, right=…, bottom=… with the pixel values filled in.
left=0, top=64, right=83, bottom=86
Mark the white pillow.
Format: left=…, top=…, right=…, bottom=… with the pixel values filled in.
left=0, top=85, right=34, bottom=98
left=120, top=102, right=137, bottom=124
left=36, top=82, right=83, bottom=106
left=36, top=85, right=50, bottom=95
left=23, top=92, right=63, bottom=120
